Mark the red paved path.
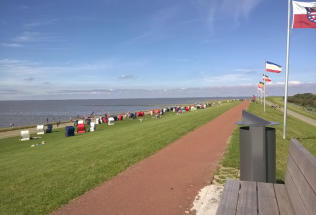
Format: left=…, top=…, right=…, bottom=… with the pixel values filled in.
left=53, top=101, right=249, bottom=215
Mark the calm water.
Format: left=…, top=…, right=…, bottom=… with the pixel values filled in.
left=0, top=97, right=227, bottom=128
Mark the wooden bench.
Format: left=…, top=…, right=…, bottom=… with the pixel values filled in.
left=216, top=139, right=316, bottom=215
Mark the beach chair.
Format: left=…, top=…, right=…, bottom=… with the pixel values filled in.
left=102, top=116, right=107, bottom=123
left=20, top=130, right=30, bottom=141
left=77, top=124, right=85, bottom=133
left=95, top=118, right=99, bottom=124
left=37, top=125, right=44, bottom=135
left=46, top=124, right=53, bottom=133
left=65, top=126, right=75, bottom=137
left=118, top=114, right=123, bottom=120
left=90, top=122, right=96, bottom=132
left=108, top=117, right=115, bottom=125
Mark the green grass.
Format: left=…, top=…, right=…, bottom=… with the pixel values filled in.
left=267, top=96, right=316, bottom=120
left=217, top=102, right=316, bottom=184
left=0, top=102, right=239, bottom=215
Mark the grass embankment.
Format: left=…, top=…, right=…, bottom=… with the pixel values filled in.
left=214, top=102, right=316, bottom=184
left=267, top=96, right=316, bottom=120
left=0, top=101, right=239, bottom=215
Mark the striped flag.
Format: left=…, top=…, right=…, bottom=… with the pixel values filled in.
left=265, top=61, right=282, bottom=73
left=262, top=74, right=271, bottom=82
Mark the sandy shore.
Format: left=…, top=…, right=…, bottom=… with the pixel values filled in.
left=0, top=122, right=74, bottom=140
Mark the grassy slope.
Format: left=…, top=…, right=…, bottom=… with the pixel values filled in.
left=0, top=102, right=238, bottom=215
left=267, top=96, right=316, bottom=120
left=219, top=102, right=316, bottom=184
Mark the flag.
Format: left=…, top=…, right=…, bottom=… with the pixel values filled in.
left=262, top=74, right=271, bottom=82
left=293, top=1, right=316, bottom=28
left=258, top=82, right=264, bottom=88
left=265, top=61, right=282, bottom=73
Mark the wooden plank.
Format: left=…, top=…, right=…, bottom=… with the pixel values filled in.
left=286, top=154, right=316, bottom=215
left=216, top=180, right=240, bottom=215
left=274, top=184, right=295, bottom=215
left=289, top=139, right=316, bottom=193
left=284, top=168, right=308, bottom=215
left=236, top=181, right=257, bottom=215
left=257, top=182, right=279, bottom=215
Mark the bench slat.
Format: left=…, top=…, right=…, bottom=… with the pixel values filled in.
left=236, top=181, right=257, bottom=215
left=216, top=180, right=240, bottom=215
left=285, top=169, right=308, bottom=215
left=274, top=184, right=295, bottom=215
left=257, top=182, right=279, bottom=215
left=289, top=139, right=316, bottom=194
left=286, top=154, right=316, bottom=215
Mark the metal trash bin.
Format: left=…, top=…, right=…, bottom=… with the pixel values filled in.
left=236, top=110, right=279, bottom=183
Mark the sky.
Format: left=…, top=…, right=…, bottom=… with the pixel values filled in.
left=0, top=0, right=315, bottom=100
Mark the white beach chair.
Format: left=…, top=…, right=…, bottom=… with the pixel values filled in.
left=90, top=122, right=96, bottom=132
left=37, top=125, right=44, bottom=135
left=95, top=118, right=99, bottom=124
left=21, top=130, right=30, bottom=141
left=108, top=117, right=115, bottom=126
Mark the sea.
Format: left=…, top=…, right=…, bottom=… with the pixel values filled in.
left=0, top=97, right=234, bottom=128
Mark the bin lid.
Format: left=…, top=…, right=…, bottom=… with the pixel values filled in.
left=236, top=110, right=279, bottom=126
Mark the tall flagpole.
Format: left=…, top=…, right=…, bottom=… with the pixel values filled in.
left=264, top=74, right=266, bottom=112
left=283, top=0, right=291, bottom=139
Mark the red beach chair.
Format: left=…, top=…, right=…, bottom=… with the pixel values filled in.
left=77, top=124, right=85, bottom=133
left=118, top=114, right=123, bottom=120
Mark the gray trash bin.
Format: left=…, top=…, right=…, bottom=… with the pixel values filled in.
left=236, top=110, right=279, bottom=183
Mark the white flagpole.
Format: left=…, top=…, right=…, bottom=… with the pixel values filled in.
left=283, top=0, right=291, bottom=139
left=264, top=74, right=266, bottom=112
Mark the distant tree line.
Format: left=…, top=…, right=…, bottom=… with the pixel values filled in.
left=287, top=93, right=316, bottom=108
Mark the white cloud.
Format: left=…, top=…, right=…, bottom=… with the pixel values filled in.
left=234, top=68, right=259, bottom=74
left=0, top=58, right=147, bottom=90
left=194, top=0, right=262, bottom=29
left=118, top=74, right=135, bottom=80
left=24, top=19, right=59, bottom=28
left=124, top=6, right=179, bottom=43
left=1, top=82, right=315, bottom=100
left=273, top=81, right=302, bottom=86
left=1, top=43, right=23, bottom=48
left=13, top=31, right=38, bottom=42
left=204, top=73, right=252, bottom=85
left=13, top=31, right=58, bottom=43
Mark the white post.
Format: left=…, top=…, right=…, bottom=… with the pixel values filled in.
left=264, top=75, right=266, bottom=112
left=283, top=0, right=291, bottom=139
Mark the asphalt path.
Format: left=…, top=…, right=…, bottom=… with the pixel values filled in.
left=266, top=100, right=316, bottom=126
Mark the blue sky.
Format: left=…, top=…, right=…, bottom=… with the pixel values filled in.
left=0, top=0, right=315, bottom=100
